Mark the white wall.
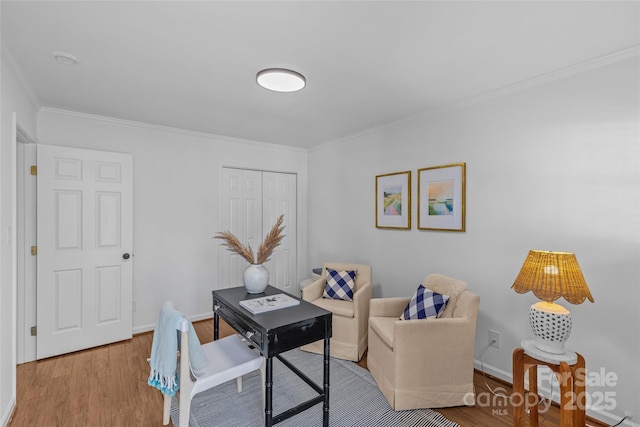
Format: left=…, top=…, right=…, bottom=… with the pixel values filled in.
left=37, top=109, right=308, bottom=332
left=0, top=52, right=39, bottom=425
left=307, top=56, right=639, bottom=423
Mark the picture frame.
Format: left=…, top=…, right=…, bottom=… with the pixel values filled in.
left=375, top=171, right=411, bottom=229
left=418, top=163, right=466, bottom=231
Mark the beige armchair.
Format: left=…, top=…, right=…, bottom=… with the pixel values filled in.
left=367, top=274, right=480, bottom=410
left=301, top=262, right=371, bottom=362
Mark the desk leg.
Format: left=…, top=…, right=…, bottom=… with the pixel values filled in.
left=323, top=334, right=330, bottom=427
left=512, top=348, right=525, bottom=427
left=265, top=356, right=273, bottom=427
left=213, top=312, right=219, bottom=340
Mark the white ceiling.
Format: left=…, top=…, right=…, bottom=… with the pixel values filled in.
left=2, top=1, right=639, bottom=149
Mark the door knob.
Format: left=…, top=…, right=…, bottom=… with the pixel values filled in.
left=122, top=253, right=131, bottom=260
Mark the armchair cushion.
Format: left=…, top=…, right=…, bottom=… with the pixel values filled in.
left=311, top=297, right=355, bottom=318
left=369, top=316, right=396, bottom=348
left=323, top=268, right=357, bottom=301
left=400, top=285, right=449, bottom=320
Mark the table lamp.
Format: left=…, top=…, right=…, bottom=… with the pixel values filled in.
left=511, top=250, right=594, bottom=355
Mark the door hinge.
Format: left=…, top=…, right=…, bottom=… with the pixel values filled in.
left=30, top=326, right=37, bottom=336
left=30, top=165, right=37, bottom=176
left=31, top=246, right=37, bottom=256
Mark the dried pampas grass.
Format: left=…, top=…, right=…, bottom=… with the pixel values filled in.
left=215, top=214, right=286, bottom=265
left=214, top=231, right=255, bottom=264
left=256, top=214, right=285, bottom=264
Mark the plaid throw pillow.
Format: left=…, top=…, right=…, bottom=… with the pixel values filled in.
left=323, top=268, right=357, bottom=301
left=401, top=285, right=449, bottom=320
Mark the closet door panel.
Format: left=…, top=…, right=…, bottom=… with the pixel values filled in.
left=220, top=168, right=296, bottom=291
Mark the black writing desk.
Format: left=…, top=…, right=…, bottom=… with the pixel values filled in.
left=212, top=285, right=332, bottom=427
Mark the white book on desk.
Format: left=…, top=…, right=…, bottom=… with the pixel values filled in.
left=239, top=294, right=300, bottom=314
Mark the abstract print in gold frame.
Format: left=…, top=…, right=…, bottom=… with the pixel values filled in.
left=418, top=163, right=465, bottom=231
left=376, top=171, right=411, bottom=229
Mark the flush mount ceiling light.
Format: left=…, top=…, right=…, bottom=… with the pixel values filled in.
left=256, top=68, right=306, bottom=92
left=52, top=51, right=78, bottom=65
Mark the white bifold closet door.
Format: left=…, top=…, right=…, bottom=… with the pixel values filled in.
left=219, top=168, right=297, bottom=293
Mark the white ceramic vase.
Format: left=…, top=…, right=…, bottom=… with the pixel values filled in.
left=243, top=264, right=269, bottom=294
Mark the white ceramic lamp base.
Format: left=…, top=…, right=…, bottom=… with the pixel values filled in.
left=529, top=302, right=572, bottom=355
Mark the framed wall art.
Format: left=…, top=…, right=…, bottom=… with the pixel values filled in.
left=375, top=171, right=411, bottom=229
left=418, top=163, right=466, bottom=231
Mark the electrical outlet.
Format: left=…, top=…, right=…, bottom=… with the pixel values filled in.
left=489, top=330, right=501, bottom=348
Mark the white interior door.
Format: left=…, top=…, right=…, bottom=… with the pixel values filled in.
left=219, top=168, right=296, bottom=291
left=36, top=145, right=133, bottom=359
left=219, top=168, right=262, bottom=288
left=263, top=172, right=296, bottom=293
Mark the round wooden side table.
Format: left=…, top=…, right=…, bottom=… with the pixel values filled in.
left=512, top=340, right=586, bottom=427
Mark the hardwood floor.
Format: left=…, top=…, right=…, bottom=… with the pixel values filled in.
left=11, top=319, right=607, bottom=427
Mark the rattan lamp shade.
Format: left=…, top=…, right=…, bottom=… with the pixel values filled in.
left=511, top=250, right=594, bottom=304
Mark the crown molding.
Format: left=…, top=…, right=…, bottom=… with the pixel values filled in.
left=18, top=43, right=640, bottom=153
left=39, top=107, right=308, bottom=153
left=313, top=45, right=640, bottom=152
left=16, top=124, right=36, bottom=144
left=454, top=45, right=640, bottom=110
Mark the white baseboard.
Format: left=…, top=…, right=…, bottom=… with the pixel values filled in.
left=1, top=398, right=16, bottom=427
left=133, top=312, right=214, bottom=335
left=474, top=358, right=512, bottom=383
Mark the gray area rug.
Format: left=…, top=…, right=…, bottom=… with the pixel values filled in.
left=171, top=348, right=460, bottom=427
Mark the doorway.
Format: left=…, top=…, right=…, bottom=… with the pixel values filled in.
left=16, top=129, right=36, bottom=363
left=17, top=143, right=134, bottom=361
